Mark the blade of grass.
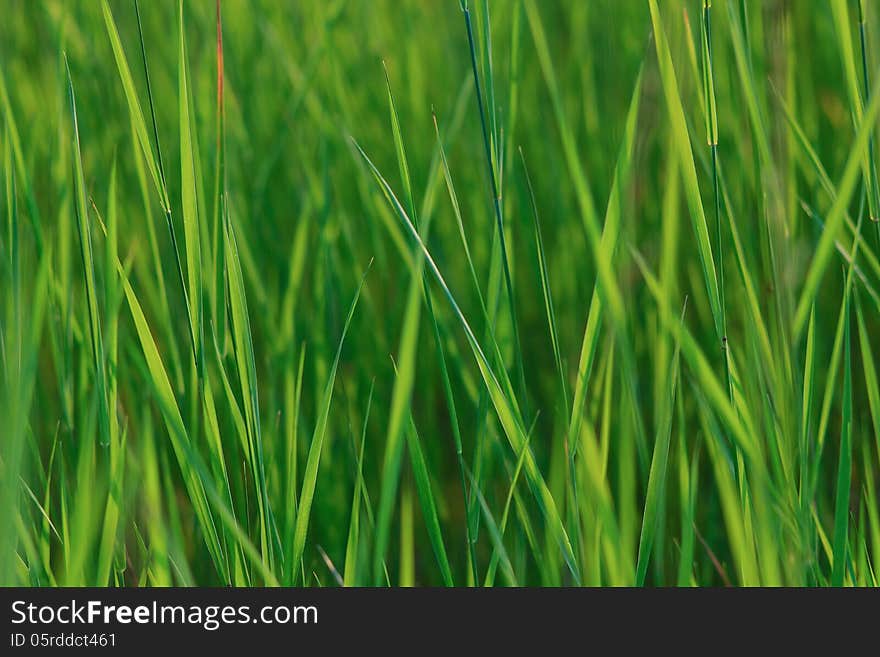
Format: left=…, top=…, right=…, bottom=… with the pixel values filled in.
left=636, top=299, right=686, bottom=585
left=353, top=139, right=580, bottom=583
left=65, top=58, right=110, bottom=448
left=792, top=70, right=880, bottom=337
left=648, top=0, right=723, bottom=339
left=461, top=2, right=529, bottom=417
left=343, top=381, right=373, bottom=586
left=831, top=283, right=853, bottom=586
left=291, top=265, right=369, bottom=583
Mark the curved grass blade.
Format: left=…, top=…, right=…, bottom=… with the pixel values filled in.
left=178, top=0, right=204, bottom=370
left=855, top=291, right=880, bottom=463
left=523, top=0, right=625, bottom=328
left=224, top=203, right=272, bottom=568
left=568, top=68, right=643, bottom=443
left=291, top=265, right=369, bottom=583
left=648, top=0, right=722, bottom=339
left=792, top=70, right=880, bottom=337
left=117, top=263, right=227, bottom=580
left=100, top=0, right=167, bottom=210
left=461, top=3, right=529, bottom=416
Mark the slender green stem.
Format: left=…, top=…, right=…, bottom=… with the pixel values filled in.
left=462, top=5, right=529, bottom=420
left=134, top=0, right=197, bottom=367
left=703, top=1, right=733, bottom=403
left=857, top=0, right=880, bottom=251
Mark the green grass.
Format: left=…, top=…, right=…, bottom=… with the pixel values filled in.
left=2, top=0, right=880, bottom=587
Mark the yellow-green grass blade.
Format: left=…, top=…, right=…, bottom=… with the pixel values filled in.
left=367, top=70, right=430, bottom=585
left=96, top=165, right=123, bottom=586
left=0, top=67, right=43, bottom=253
left=343, top=382, right=373, bottom=586
left=854, top=291, right=880, bottom=464
left=399, top=483, right=415, bottom=587
left=831, top=287, right=853, bottom=586
left=116, top=260, right=226, bottom=580
left=635, top=300, right=685, bottom=585
left=700, top=1, right=719, bottom=149
left=283, top=346, right=306, bottom=584
left=291, top=266, right=368, bottom=583
left=856, top=0, right=880, bottom=228
left=676, top=414, right=700, bottom=586
left=793, top=71, right=880, bottom=337
left=130, top=0, right=195, bottom=368
left=772, top=83, right=880, bottom=287
left=65, top=58, right=111, bottom=449
left=864, top=441, right=880, bottom=576
left=224, top=205, right=272, bottom=568
left=381, top=72, right=468, bottom=585
left=523, top=0, right=625, bottom=328
left=800, top=306, right=816, bottom=515
left=211, top=0, right=228, bottom=352
left=521, top=149, right=567, bottom=417
left=632, top=249, right=761, bottom=469
left=0, top=252, right=50, bottom=585
left=100, top=0, right=167, bottom=210
left=462, top=2, right=529, bottom=417
left=694, top=392, right=759, bottom=585
left=466, top=467, right=517, bottom=587
left=484, top=429, right=532, bottom=587
left=648, top=0, right=722, bottom=340
left=405, top=415, right=454, bottom=586
left=432, top=110, right=509, bottom=390
left=812, top=214, right=864, bottom=498
left=128, top=113, right=185, bottom=389
left=831, top=0, right=880, bottom=223
left=371, top=233, right=424, bottom=585
left=178, top=0, right=204, bottom=368
left=383, top=62, right=416, bottom=219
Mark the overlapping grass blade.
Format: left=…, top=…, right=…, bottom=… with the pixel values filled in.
left=291, top=267, right=368, bottom=583
left=648, top=0, right=722, bottom=339
left=635, top=300, right=685, bottom=585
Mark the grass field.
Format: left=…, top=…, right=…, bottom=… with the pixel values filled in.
left=2, top=0, right=880, bottom=587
